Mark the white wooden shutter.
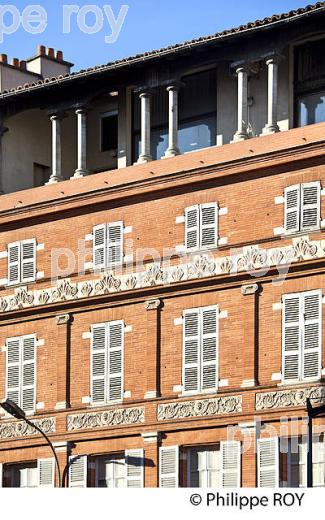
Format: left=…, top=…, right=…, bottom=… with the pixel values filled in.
left=108, top=321, right=124, bottom=401
left=302, top=290, right=322, bottom=380
left=282, top=294, right=301, bottom=382
left=8, top=242, right=21, bottom=285
left=301, top=182, right=321, bottom=231
left=201, top=306, right=218, bottom=391
left=69, top=456, right=87, bottom=488
left=21, top=335, right=36, bottom=413
left=125, top=449, right=144, bottom=488
left=6, top=338, right=21, bottom=406
left=257, top=437, right=279, bottom=487
left=21, top=239, right=36, bottom=283
left=284, top=185, right=300, bottom=234
left=185, top=206, right=199, bottom=251
left=159, top=446, right=179, bottom=488
left=183, top=309, right=200, bottom=392
left=107, top=222, right=124, bottom=268
left=38, top=459, right=55, bottom=487
left=220, top=441, right=241, bottom=487
left=200, top=203, right=218, bottom=249
left=93, top=224, right=107, bottom=270
left=91, top=324, right=107, bottom=404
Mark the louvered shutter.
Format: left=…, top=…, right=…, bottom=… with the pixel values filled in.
left=93, top=224, right=107, bottom=270
left=183, top=310, right=200, bottom=392
left=200, top=203, right=218, bottom=249
left=21, top=239, right=36, bottom=283
left=159, top=446, right=179, bottom=488
left=91, top=324, right=107, bottom=404
left=201, top=306, right=218, bottom=391
left=107, top=222, right=124, bottom=268
left=125, top=449, right=144, bottom=488
left=220, top=441, right=241, bottom=487
left=108, top=321, right=124, bottom=401
left=302, top=291, right=322, bottom=380
left=6, top=338, right=21, bottom=406
left=284, top=185, right=300, bottom=234
left=301, top=182, right=321, bottom=231
left=257, top=437, right=279, bottom=487
left=282, top=295, right=301, bottom=382
left=185, top=206, right=199, bottom=251
left=69, top=456, right=87, bottom=488
left=8, top=242, right=21, bottom=285
left=21, top=335, right=36, bottom=413
left=38, top=459, right=55, bottom=487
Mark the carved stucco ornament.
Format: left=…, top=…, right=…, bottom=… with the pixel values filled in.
left=158, top=395, right=242, bottom=421
left=67, top=406, right=145, bottom=431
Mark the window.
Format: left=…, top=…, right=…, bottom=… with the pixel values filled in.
left=6, top=335, right=36, bottom=414
left=282, top=290, right=322, bottom=383
left=258, top=436, right=325, bottom=488
left=185, top=203, right=218, bottom=251
left=159, top=443, right=241, bottom=488
left=295, top=39, right=325, bottom=127
left=101, top=111, right=118, bottom=152
left=1, top=460, right=54, bottom=488
left=91, top=321, right=124, bottom=404
left=97, top=455, right=126, bottom=488
left=284, top=182, right=321, bottom=234
left=182, top=306, right=218, bottom=394
left=93, top=222, right=124, bottom=270
left=7, top=239, right=37, bottom=285
left=133, top=69, right=217, bottom=161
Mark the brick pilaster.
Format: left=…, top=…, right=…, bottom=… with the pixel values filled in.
left=240, top=284, right=260, bottom=388
left=55, top=314, right=71, bottom=410
left=144, top=299, right=162, bottom=399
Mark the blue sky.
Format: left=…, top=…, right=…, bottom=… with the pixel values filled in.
left=0, top=0, right=315, bottom=70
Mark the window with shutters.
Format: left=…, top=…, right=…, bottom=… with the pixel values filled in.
left=2, top=461, right=52, bottom=488
left=93, top=222, right=124, bottom=270
left=283, top=436, right=325, bottom=488
left=90, top=321, right=124, bottom=404
left=284, top=182, right=321, bottom=234
left=93, top=450, right=144, bottom=488
left=6, top=335, right=36, bottom=414
left=185, top=204, right=218, bottom=251
left=182, top=306, right=218, bottom=394
left=7, top=239, right=37, bottom=285
left=184, top=442, right=241, bottom=487
left=282, top=290, right=322, bottom=383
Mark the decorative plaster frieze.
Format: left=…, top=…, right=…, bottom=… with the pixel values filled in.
left=157, top=395, right=242, bottom=421
left=0, top=417, right=55, bottom=439
left=0, top=237, right=324, bottom=314
left=67, top=406, right=145, bottom=431
left=255, top=386, right=325, bottom=411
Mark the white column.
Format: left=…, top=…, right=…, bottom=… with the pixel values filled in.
left=262, top=56, right=280, bottom=134
left=74, top=108, right=89, bottom=177
left=137, top=90, right=152, bottom=163
left=233, top=66, right=249, bottom=142
left=47, top=114, right=64, bottom=184
left=164, top=84, right=180, bottom=157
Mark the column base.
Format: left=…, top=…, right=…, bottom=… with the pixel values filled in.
left=137, top=154, right=152, bottom=164
left=163, top=147, right=180, bottom=158
left=231, top=132, right=249, bottom=143
left=46, top=175, right=64, bottom=185
left=261, top=124, right=280, bottom=135
left=73, top=169, right=89, bottom=178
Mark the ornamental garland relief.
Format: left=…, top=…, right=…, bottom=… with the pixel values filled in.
left=157, top=396, right=242, bottom=421
left=255, top=386, right=325, bottom=410
left=0, top=418, right=55, bottom=439
left=0, top=236, right=323, bottom=313
left=67, top=406, right=145, bottom=431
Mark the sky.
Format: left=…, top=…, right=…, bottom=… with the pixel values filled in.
left=0, top=0, right=317, bottom=71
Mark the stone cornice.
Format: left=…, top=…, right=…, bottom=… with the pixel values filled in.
left=0, top=417, right=55, bottom=439
left=157, top=395, right=242, bottom=421
left=255, top=386, right=325, bottom=410
left=67, top=406, right=145, bottom=431
left=0, top=236, right=323, bottom=315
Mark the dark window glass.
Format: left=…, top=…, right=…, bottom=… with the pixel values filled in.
left=101, top=112, right=118, bottom=152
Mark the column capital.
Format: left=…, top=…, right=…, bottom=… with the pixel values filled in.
left=166, top=80, right=184, bottom=92
left=75, top=107, right=87, bottom=115
left=144, top=299, right=162, bottom=311
left=137, top=87, right=153, bottom=98
left=56, top=313, right=71, bottom=325
left=49, top=112, right=66, bottom=121
left=241, top=283, right=259, bottom=296
left=141, top=431, right=161, bottom=443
